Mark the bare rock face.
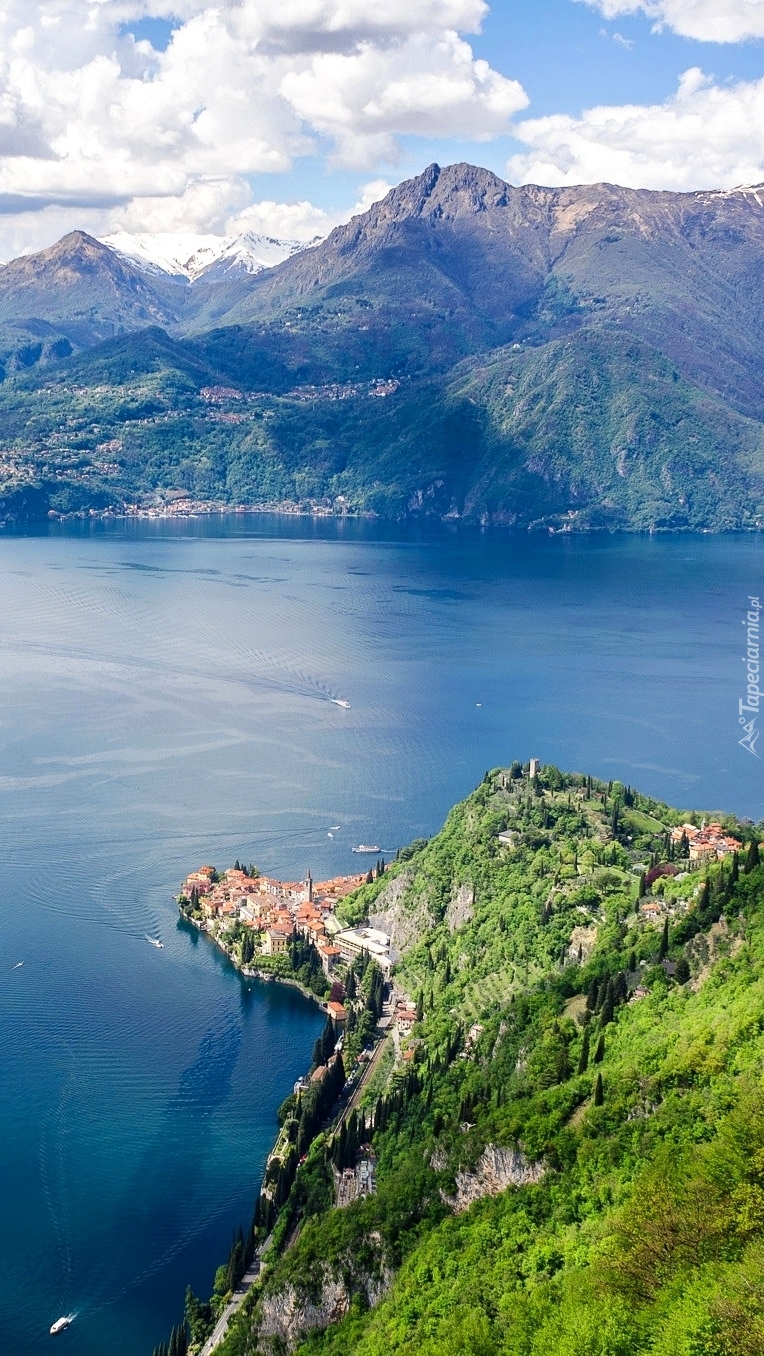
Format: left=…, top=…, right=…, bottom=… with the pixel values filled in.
left=257, top=1247, right=393, bottom=1353
left=447, top=881, right=474, bottom=932
left=442, top=1145, right=545, bottom=1213
left=369, top=868, right=434, bottom=955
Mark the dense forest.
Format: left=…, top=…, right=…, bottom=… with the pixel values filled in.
left=158, top=765, right=764, bottom=1355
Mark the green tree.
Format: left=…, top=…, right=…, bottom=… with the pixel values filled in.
left=745, top=839, right=760, bottom=873
left=593, top=1072, right=604, bottom=1106
left=675, top=956, right=690, bottom=984
left=658, top=917, right=669, bottom=961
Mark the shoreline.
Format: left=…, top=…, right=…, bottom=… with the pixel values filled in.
left=4, top=494, right=763, bottom=537
left=174, top=880, right=392, bottom=1353
left=180, top=912, right=331, bottom=1015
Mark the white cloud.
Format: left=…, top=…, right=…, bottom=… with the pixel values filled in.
left=226, top=178, right=393, bottom=241
left=578, top=0, right=764, bottom=43
left=509, top=68, right=764, bottom=190
left=0, top=0, right=526, bottom=252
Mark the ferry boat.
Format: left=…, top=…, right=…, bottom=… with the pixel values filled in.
left=50, top=1315, right=74, bottom=1335
left=352, top=844, right=381, bottom=854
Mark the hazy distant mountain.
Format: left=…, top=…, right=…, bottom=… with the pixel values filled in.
left=100, top=230, right=314, bottom=283
left=4, top=163, right=764, bottom=529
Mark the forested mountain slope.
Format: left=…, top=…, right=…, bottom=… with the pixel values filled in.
left=203, top=766, right=764, bottom=1356
left=5, top=166, right=764, bottom=526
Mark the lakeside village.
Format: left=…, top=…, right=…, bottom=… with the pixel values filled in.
left=177, top=860, right=419, bottom=1239
left=176, top=811, right=747, bottom=1092
left=176, top=807, right=744, bottom=1127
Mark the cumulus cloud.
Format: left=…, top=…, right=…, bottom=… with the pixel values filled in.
left=509, top=68, right=764, bottom=190
left=0, top=0, right=526, bottom=251
left=227, top=178, right=392, bottom=240
left=577, top=0, right=764, bottom=43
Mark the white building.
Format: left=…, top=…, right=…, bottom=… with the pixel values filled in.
left=335, top=926, right=392, bottom=973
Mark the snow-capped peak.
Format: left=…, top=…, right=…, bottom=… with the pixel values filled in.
left=99, top=230, right=318, bottom=282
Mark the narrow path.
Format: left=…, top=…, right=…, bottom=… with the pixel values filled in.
left=199, top=1252, right=263, bottom=1356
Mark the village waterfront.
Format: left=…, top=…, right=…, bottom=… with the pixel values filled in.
left=1, top=516, right=764, bottom=1356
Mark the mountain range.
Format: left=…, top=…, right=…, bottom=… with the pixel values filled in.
left=2, top=162, right=764, bottom=528
left=100, top=230, right=312, bottom=283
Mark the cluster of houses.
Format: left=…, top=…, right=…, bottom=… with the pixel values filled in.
left=180, top=865, right=394, bottom=977
left=669, top=822, right=742, bottom=863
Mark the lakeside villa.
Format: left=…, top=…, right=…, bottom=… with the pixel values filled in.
left=179, top=865, right=394, bottom=975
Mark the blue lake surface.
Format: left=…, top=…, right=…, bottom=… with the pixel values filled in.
left=0, top=515, right=763, bottom=1354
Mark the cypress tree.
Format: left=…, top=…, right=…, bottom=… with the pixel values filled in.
left=586, top=977, right=599, bottom=1011
left=628, top=949, right=637, bottom=973
left=593, top=1072, right=604, bottom=1106
left=593, top=1033, right=605, bottom=1064
left=599, top=980, right=614, bottom=1026
left=745, top=840, right=760, bottom=874
left=731, top=852, right=739, bottom=885
left=658, top=918, right=669, bottom=961
left=577, top=1027, right=590, bottom=1074
left=594, top=975, right=608, bottom=1013
left=675, top=956, right=691, bottom=984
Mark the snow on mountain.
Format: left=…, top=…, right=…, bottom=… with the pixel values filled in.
left=99, top=230, right=317, bottom=282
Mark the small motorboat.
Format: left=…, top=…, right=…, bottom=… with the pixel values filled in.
left=331, top=698, right=351, bottom=709
left=50, top=1314, right=74, bottom=1335
left=146, top=936, right=164, bottom=949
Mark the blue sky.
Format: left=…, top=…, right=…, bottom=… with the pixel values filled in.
left=242, top=0, right=764, bottom=216
left=2, top=0, right=764, bottom=255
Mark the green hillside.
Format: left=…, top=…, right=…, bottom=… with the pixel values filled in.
left=3, top=321, right=764, bottom=528
left=171, top=766, right=764, bottom=1356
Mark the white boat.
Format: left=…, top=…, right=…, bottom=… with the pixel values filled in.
left=331, top=698, right=351, bottom=709
left=146, top=936, right=164, bottom=949
left=50, top=1315, right=74, bottom=1335
left=352, top=844, right=381, bottom=854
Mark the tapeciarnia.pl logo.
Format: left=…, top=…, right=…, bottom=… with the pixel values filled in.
left=739, top=595, right=761, bottom=757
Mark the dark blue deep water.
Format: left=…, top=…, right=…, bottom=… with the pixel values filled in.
left=0, top=516, right=762, bottom=1355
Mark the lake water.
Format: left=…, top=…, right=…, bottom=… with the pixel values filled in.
left=0, top=515, right=762, bottom=1355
